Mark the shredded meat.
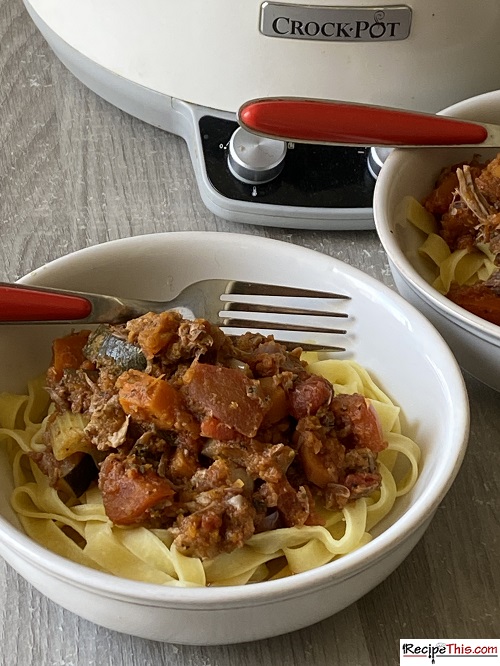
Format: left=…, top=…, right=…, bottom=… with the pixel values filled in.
left=45, top=368, right=96, bottom=413
left=84, top=394, right=128, bottom=450
left=35, top=312, right=388, bottom=560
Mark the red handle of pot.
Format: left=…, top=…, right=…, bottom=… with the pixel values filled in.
left=238, top=98, right=490, bottom=147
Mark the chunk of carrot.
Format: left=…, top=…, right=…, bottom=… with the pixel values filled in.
left=99, top=455, right=175, bottom=525
left=51, top=330, right=91, bottom=381
left=117, top=369, right=198, bottom=434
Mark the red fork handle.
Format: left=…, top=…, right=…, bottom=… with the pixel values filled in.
left=0, top=283, right=92, bottom=321
left=238, top=98, right=489, bottom=147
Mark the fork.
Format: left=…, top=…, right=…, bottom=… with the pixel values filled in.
left=0, top=280, right=350, bottom=351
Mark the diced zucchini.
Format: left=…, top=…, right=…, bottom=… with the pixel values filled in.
left=84, top=326, right=147, bottom=372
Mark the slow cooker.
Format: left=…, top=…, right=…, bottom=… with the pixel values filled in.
left=23, top=1, right=500, bottom=229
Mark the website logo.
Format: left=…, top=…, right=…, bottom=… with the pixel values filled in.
left=400, top=639, right=499, bottom=665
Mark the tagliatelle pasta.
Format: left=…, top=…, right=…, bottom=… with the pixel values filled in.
left=0, top=356, right=420, bottom=587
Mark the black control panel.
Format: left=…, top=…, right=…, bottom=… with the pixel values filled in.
left=199, top=115, right=375, bottom=208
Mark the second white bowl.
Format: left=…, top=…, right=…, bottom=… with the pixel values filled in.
left=374, top=89, right=500, bottom=392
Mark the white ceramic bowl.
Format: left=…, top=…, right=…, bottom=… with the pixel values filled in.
left=373, top=89, right=500, bottom=392
left=0, top=232, right=468, bottom=644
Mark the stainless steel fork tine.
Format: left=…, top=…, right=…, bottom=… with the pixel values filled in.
left=220, top=294, right=350, bottom=316
left=220, top=311, right=347, bottom=334
left=224, top=281, right=349, bottom=299
left=280, top=342, right=346, bottom=352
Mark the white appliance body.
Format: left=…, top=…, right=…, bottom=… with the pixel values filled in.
left=23, top=1, right=500, bottom=229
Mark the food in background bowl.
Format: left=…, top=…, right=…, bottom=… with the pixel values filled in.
left=404, top=152, right=500, bottom=326
left=0, top=311, right=419, bottom=587
left=0, top=232, right=468, bottom=644
left=373, top=89, right=500, bottom=393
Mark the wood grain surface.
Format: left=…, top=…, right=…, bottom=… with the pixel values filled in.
left=0, top=2, right=498, bottom=664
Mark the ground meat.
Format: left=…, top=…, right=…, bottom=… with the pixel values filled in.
left=171, top=487, right=256, bottom=559
left=201, top=439, right=295, bottom=484
left=255, top=480, right=314, bottom=527
left=343, top=471, right=382, bottom=500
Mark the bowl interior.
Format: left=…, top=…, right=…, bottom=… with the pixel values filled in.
left=0, top=231, right=469, bottom=599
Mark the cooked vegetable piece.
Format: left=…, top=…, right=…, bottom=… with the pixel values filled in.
left=45, top=411, right=92, bottom=461
left=99, top=455, right=176, bottom=525
left=62, top=454, right=99, bottom=498
left=125, top=310, right=181, bottom=358
left=298, top=432, right=343, bottom=488
left=330, top=393, right=386, bottom=452
left=258, top=377, right=288, bottom=425
left=50, top=330, right=91, bottom=381
left=183, top=363, right=266, bottom=437
left=84, top=325, right=147, bottom=372
left=199, top=416, right=240, bottom=441
left=169, top=442, right=200, bottom=479
left=117, top=369, right=198, bottom=434
left=30, top=449, right=97, bottom=498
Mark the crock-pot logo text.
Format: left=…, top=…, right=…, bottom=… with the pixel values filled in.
left=260, top=3, right=412, bottom=42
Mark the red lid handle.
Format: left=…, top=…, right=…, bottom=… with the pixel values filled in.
left=239, top=98, right=489, bottom=146
left=0, top=283, right=92, bottom=321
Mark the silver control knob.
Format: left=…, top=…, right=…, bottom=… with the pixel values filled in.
left=227, top=127, right=287, bottom=185
left=367, top=146, right=393, bottom=179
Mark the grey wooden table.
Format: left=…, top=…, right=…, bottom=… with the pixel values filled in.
left=0, top=2, right=498, bottom=664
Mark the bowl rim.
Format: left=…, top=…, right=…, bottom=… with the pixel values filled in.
left=373, top=91, right=500, bottom=346
left=0, top=231, right=470, bottom=608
